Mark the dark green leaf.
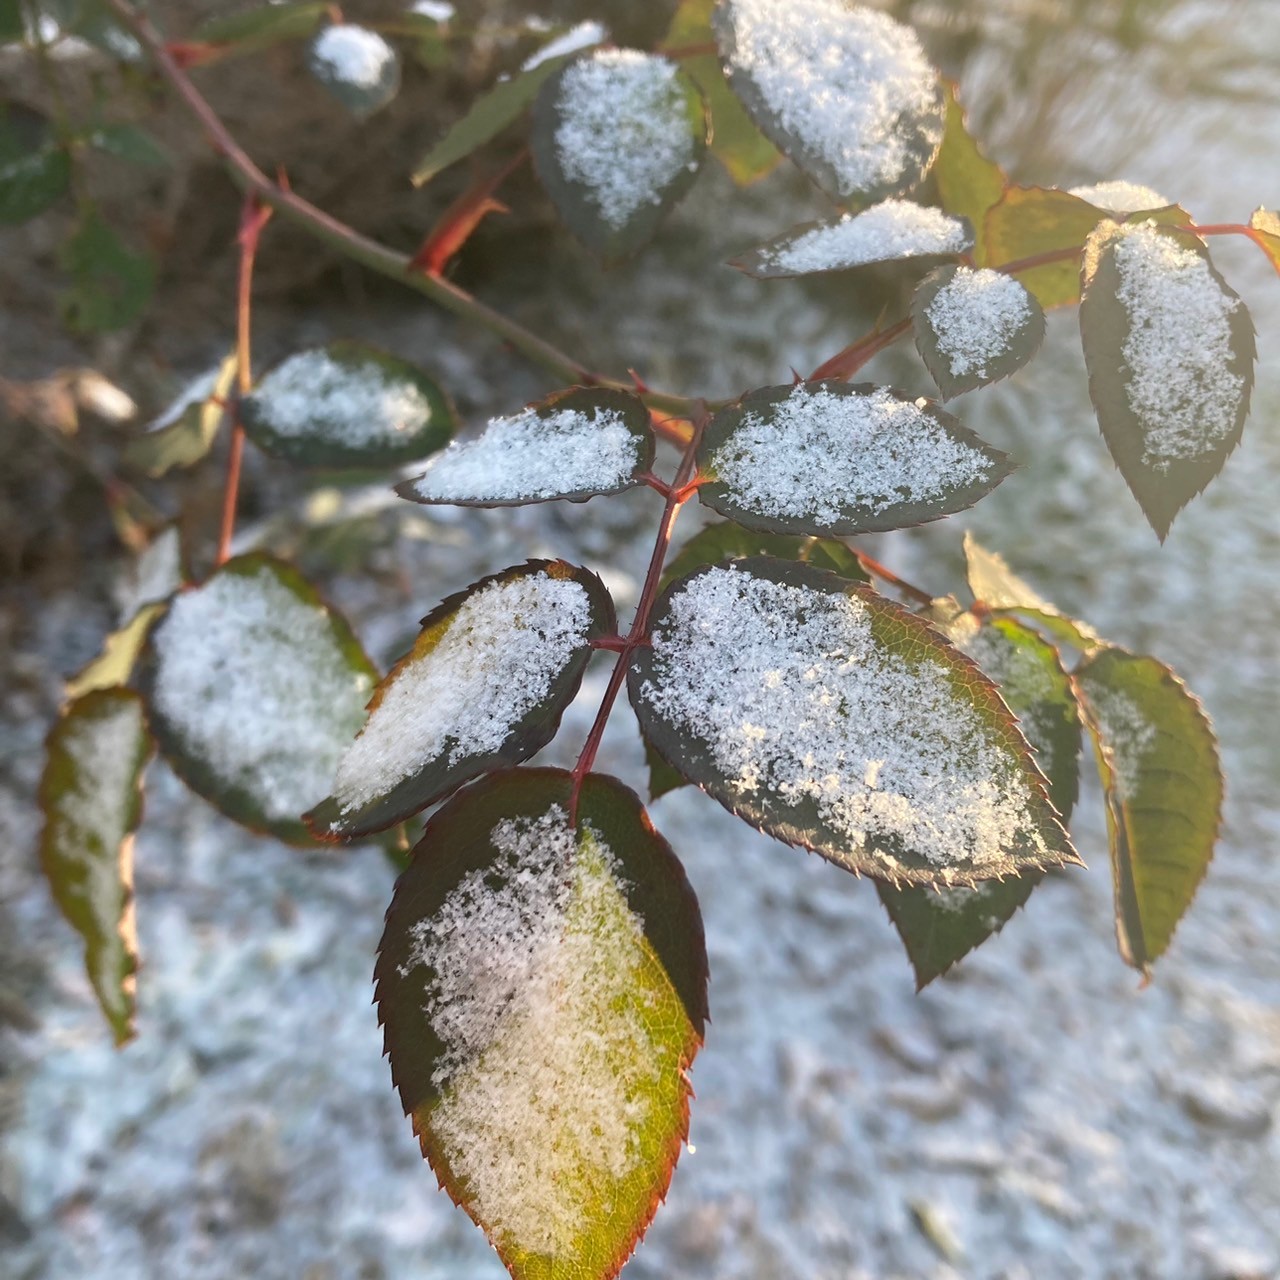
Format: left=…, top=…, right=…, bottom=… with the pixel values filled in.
left=697, top=381, right=1011, bottom=537
left=85, top=122, right=169, bottom=168
left=713, top=0, right=945, bottom=205
left=644, top=732, right=688, bottom=801
left=530, top=51, right=707, bottom=260
left=1074, top=647, right=1222, bottom=973
left=630, top=556, right=1078, bottom=887
left=0, top=1, right=23, bottom=42
left=1079, top=220, right=1255, bottom=539
left=140, top=554, right=380, bottom=846
left=307, top=24, right=401, bottom=120
left=59, top=211, right=155, bottom=333
left=306, top=560, right=615, bottom=841
left=124, top=354, right=236, bottom=478
left=241, top=341, right=454, bottom=469
left=983, top=185, right=1103, bottom=307
left=397, top=387, right=654, bottom=508
left=66, top=603, right=166, bottom=701
left=912, top=264, right=1045, bottom=399
left=194, top=1, right=327, bottom=46
left=39, top=688, right=152, bottom=1045
left=0, top=103, right=70, bottom=225
left=932, top=82, right=1005, bottom=263
left=375, top=767, right=706, bottom=1280
left=1248, top=207, right=1280, bottom=275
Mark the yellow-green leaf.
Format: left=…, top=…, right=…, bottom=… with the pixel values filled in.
left=933, top=82, right=1005, bottom=262
left=983, top=185, right=1103, bottom=308
left=1248, top=207, right=1280, bottom=276
left=66, top=603, right=166, bottom=701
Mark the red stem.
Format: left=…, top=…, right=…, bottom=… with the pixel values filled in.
left=854, top=551, right=934, bottom=606
left=810, top=317, right=912, bottom=381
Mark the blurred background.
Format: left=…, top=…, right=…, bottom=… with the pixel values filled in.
left=1, top=1, right=1278, bottom=1276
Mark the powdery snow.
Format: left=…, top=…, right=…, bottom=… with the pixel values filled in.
left=402, top=808, right=662, bottom=1254
left=924, top=268, right=1035, bottom=379
left=1070, top=180, right=1170, bottom=213
left=709, top=384, right=995, bottom=525
left=1082, top=686, right=1156, bottom=799
left=553, top=50, right=696, bottom=230
left=151, top=568, right=375, bottom=823
left=310, top=25, right=396, bottom=89
left=521, top=20, right=606, bottom=71
left=722, top=0, right=941, bottom=196
left=1107, top=222, right=1245, bottom=469
left=643, top=565, right=1048, bottom=875
left=250, top=349, right=438, bottom=450
left=407, top=404, right=640, bottom=502
left=331, top=574, right=591, bottom=814
left=766, top=200, right=970, bottom=274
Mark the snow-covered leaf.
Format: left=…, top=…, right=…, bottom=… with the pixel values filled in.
left=376, top=768, right=707, bottom=1280
left=531, top=50, right=707, bottom=259
left=307, top=561, right=615, bottom=841
left=932, top=82, right=1005, bottom=263
left=1068, top=181, right=1170, bottom=215
left=194, top=2, right=326, bottom=48
left=241, top=342, right=454, bottom=470
left=663, top=518, right=869, bottom=589
left=307, top=24, right=400, bottom=119
left=697, top=381, right=1011, bottom=536
left=732, top=199, right=971, bottom=278
left=912, top=265, right=1045, bottom=399
left=630, top=557, right=1078, bottom=887
left=713, top=0, right=945, bottom=204
left=1074, top=648, right=1222, bottom=973
left=0, top=103, right=69, bottom=224
left=141, top=554, right=379, bottom=845
left=397, top=387, right=653, bottom=508
left=39, top=688, right=152, bottom=1045
left=1249, top=207, right=1280, bottom=275
left=66, top=603, right=166, bottom=702
left=1079, top=220, right=1255, bottom=539
left=124, top=353, right=236, bottom=478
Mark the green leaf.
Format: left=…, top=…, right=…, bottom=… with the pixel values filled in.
left=0, top=104, right=70, bottom=225
left=530, top=51, right=707, bottom=260
left=697, top=381, right=1011, bottom=537
left=66, top=602, right=166, bottom=701
left=643, top=732, right=688, bottom=801
left=713, top=0, right=945, bottom=205
left=375, top=767, right=707, bottom=1280
left=85, top=122, right=169, bottom=168
left=241, top=341, right=454, bottom=469
left=59, top=210, right=155, bottom=333
left=663, top=0, right=779, bottom=185
left=932, top=82, right=1005, bottom=263
left=912, top=264, right=1045, bottom=399
left=411, top=54, right=578, bottom=187
left=124, top=354, right=237, bottom=478
left=39, top=688, right=152, bottom=1045
left=983, top=185, right=1104, bottom=307
left=397, top=387, right=655, bottom=508
left=0, top=1, right=23, bottom=42
left=307, top=24, right=401, bottom=120
left=194, top=1, right=327, bottom=47
left=306, top=560, right=616, bottom=841
left=1079, top=220, right=1255, bottom=539
left=1073, top=648, right=1222, bottom=973
left=963, top=531, right=1103, bottom=652
left=140, top=553, right=379, bottom=845
left=630, top=556, right=1078, bottom=887
left=1248, top=207, right=1280, bottom=275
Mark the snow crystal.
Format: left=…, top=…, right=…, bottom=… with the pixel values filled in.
left=407, top=404, right=640, bottom=503
left=331, top=574, right=591, bottom=815
left=643, top=566, right=1048, bottom=874
left=521, top=20, right=605, bottom=71
left=722, top=0, right=941, bottom=197
left=925, top=268, right=1034, bottom=380
left=310, top=24, right=396, bottom=89
left=709, top=383, right=995, bottom=526
left=402, top=807, right=662, bottom=1254
left=553, top=50, right=696, bottom=230
left=766, top=200, right=969, bottom=274
left=151, top=567, right=375, bottom=823
left=1070, top=180, right=1169, bottom=213
left=1107, top=222, right=1245, bottom=469
left=1084, top=686, right=1156, bottom=799
left=56, top=697, right=144, bottom=839
left=251, top=349, right=437, bottom=450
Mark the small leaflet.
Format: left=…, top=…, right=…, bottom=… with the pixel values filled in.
left=125, top=353, right=236, bottom=478
left=376, top=769, right=707, bottom=1280
left=398, top=388, right=653, bottom=507
left=714, top=0, right=945, bottom=203
left=1249, top=207, right=1280, bottom=275
left=912, top=265, right=1045, bottom=398
left=308, top=23, right=401, bottom=118
left=697, top=381, right=1011, bottom=536
left=143, top=555, right=378, bottom=844
left=308, top=561, right=615, bottom=840
left=734, top=199, right=971, bottom=278
left=1079, top=220, right=1255, bottom=538
left=932, top=84, right=1005, bottom=263
left=39, top=689, right=152, bottom=1045
left=630, top=557, right=1077, bottom=887
left=240, top=342, right=454, bottom=469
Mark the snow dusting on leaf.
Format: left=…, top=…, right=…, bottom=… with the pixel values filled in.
left=1080, top=685, right=1156, bottom=800
left=310, top=23, right=396, bottom=90
left=924, top=268, right=1034, bottom=378
left=1069, top=180, right=1169, bottom=213
left=521, top=20, right=606, bottom=70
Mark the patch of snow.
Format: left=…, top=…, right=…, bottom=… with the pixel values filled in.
left=310, top=24, right=396, bottom=90
left=521, top=20, right=606, bottom=71
left=710, top=383, right=997, bottom=525
left=409, top=0, right=455, bottom=21
left=722, top=0, right=941, bottom=197
left=407, top=403, right=640, bottom=502
left=151, top=565, right=375, bottom=823
left=553, top=50, right=696, bottom=230
left=331, top=572, right=591, bottom=814
left=53, top=697, right=144, bottom=840
left=1082, top=685, right=1156, bottom=798
left=1070, top=180, right=1170, bottom=213
left=643, top=564, right=1048, bottom=874
left=925, top=267, right=1035, bottom=379
left=766, top=200, right=970, bottom=274
left=402, top=806, right=661, bottom=1254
